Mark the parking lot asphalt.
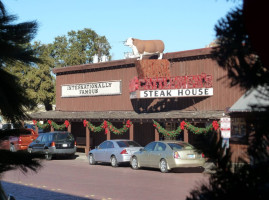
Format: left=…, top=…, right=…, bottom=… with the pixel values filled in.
left=3, top=152, right=214, bottom=200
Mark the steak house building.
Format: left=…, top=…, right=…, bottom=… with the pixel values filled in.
left=31, top=48, right=246, bottom=161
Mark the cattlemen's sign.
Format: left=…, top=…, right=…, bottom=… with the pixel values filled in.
left=62, top=80, right=121, bottom=98
left=129, top=73, right=213, bottom=99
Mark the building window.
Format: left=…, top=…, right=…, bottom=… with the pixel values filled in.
left=231, top=118, right=246, bottom=138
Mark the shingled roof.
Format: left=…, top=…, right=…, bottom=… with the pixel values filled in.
left=30, top=110, right=224, bottom=122
left=229, top=85, right=269, bottom=112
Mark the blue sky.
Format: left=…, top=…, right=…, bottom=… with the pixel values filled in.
left=2, top=0, right=241, bottom=60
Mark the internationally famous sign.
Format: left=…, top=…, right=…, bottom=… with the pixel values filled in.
left=129, top=73, right=213, bottom=99
left=61, top=80, right=121, bottom=98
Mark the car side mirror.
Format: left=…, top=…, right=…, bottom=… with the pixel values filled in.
left=140, top=148, right=145, bottom=152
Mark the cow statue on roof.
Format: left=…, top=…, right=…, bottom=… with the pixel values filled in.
left=124, top=37, right=165, bottom=60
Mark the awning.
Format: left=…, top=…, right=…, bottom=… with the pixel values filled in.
left=29, top=110, right=224, bottom=122
left=229, top=85, right=269, bottom=112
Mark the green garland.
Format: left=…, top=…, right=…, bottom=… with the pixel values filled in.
left=83, top=120, right=104, bottom=132
left=153, top=120, right=219, bottom=137
left=33, top=119, right=218, bottom=136
left=107, top=120, right=132, bottom=135
left=33, top=120, right=70, bottom=131
left=35, top=121, right=50, bottom=130
left=83, top=119, right=132, bottom=135
left=153, top=121, right=182, bottom=137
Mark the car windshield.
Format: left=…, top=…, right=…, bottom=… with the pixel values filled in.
left=35, top=135, right=43, bottom=142
left=168, top=142, right=194, bottom=150
left=24, top=124, right=44, bottom=132
left=54, top=133, right=74, bottom=142
left=117, top=141, right=141, bottom=147
left=25, top=124, right=35, bottom=129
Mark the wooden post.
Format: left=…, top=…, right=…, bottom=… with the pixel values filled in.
left=68, top=123, right=71, bottom=133
left=129, top=124, right=134, bottom=141
left=106, top=128, right=111, bottom=140
left=217, top=129, right=221, bottom=143
left=184, top=129, right=188, bottom=143
left=155, top=128, right=159, bottom=141
left=86, top=127, right=90, bottom=155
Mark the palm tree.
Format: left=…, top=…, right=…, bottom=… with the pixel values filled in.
left=0, top=0, right=40, bottom=122
left=0, top=0, right=42, bottom=180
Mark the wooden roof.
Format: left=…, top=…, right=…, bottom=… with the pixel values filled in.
left=30, top=110, right=224, bottom=122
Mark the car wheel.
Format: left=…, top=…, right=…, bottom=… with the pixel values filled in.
left=160, top=159, right=169, bottom=173
left=89, top=154, right=96, bottom=165
left=10, top=144, right=16, bottom=152
left=45, top=151, right=52, bottom=160
left=131, top=156, right=139, bottom=170
left=111, top=156, right=118, bottom=167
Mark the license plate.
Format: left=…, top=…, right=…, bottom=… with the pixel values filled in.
left=62, top=144, right=68, bottom=147
left=188, top=154, right=195, bottom=159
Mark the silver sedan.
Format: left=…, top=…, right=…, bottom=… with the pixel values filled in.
left=130, top=141, right=205, bottom=173
left=88, top=140, right=142, bottom=167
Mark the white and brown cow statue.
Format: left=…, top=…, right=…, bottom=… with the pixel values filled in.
left=124, top=37, right=165, bottom=60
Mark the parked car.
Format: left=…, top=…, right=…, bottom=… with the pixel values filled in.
left=88, top=139, right=142, bottom=167
left=130, top=141, right=205, bottom=173
left=24, top=124, right=45, bottom=133
left=0, top=128, right=38, bottom=152
left=28, top=131, right=76, bottom=160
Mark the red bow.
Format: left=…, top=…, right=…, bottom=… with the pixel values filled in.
left=212, top=121, right=219, bottom=131
left=64, top=120, right=69, bottom=128
left=83, top=119, right=88, bottom=127
left=180, top=121, right=186, bottom=130
left=126, top=120, right=132, bottom=128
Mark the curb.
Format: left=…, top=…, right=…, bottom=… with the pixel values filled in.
left=75, top=152, right=88, bottom=160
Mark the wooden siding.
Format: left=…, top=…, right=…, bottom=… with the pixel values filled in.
left=56, top=66, right=137, bottom=111
left=169, top=58, right=244, bottom=111
left=55, top=48, right=244, bottom=112
left=134, top=123, right=155, bottom=146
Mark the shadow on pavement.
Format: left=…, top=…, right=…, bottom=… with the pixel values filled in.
left=91, top=162, right=207, bottom=173
left=1, top=181, right=95, bottom=200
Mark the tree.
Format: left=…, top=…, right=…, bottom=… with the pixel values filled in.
left=50, top=28, right=111, bottom=67
left=0, top=0, right=41, bottom=122
left=0, top=0, right=42, bottom=187
left=187, top=4, right=269, bottom=200
left=5, top=42, right=56, bottom=111
left=212, top=8, right=268, bottom=90
left=4, top=27, right=112, bottom=111
left=4, top=42, right=55, bottom=111
left=30, top=42, right=55, bottom=110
